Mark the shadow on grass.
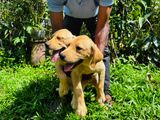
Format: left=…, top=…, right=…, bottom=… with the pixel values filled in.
left=0, top=76, right=73, bottom=120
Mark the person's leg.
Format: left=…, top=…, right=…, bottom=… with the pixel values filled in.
left=63, top=15, right=83, bottom=36
left=85, top=17, right=112, bottom=102
left=103, top=46, right=111, bottom=92
left=103, top=45, right=112, bottom=104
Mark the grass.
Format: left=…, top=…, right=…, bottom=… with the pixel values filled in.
left=0, top=58, right=160, bottom=120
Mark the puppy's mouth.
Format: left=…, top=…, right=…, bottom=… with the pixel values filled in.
left=51, top=50, right=60, bottom=62
left=63, top=60, right=83, bottom=72
left=51, top=48, right=65, bottom=62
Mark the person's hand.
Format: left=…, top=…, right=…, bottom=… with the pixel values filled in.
left=94, top=23, right=110, bottom=54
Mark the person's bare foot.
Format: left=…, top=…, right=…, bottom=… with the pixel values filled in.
left=105, top=95, right=113, bottom=106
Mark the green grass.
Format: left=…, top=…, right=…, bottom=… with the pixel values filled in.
left=0, top=58, right=160, bottom=120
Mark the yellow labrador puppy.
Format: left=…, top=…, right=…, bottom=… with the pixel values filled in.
left=46, top=29, right=76, bottom=97
left=59, top=35, right=106, bottom=117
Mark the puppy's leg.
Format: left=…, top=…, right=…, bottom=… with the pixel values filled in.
left=71, top=84, right=90, bottom=111
left=71, top=71, right=87, bottom=117
left=71, top=93, right=77, bottom=110
left=55, top=63, right=69, bottom=97
left=95, top=71, right=106, bottom=105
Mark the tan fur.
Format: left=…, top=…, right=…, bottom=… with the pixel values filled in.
left=46, top=29, right=75, bottom=97
left=46, top=29, right=76, bottom=51
left=60, top=35, right=106, bottom=117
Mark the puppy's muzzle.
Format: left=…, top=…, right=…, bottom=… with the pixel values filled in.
left=45, top=41, right=50, bottom=49
left=45, top=40, right=49, bottom=45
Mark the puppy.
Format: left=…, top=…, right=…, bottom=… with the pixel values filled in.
left=59, top=35, right=106, bottom=117
left=46, top=29, right=75, bottom=97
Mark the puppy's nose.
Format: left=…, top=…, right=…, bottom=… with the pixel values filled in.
left=59, top=53, right=65, bottom=60
left=45, top=41, right=48, bottom=47
left=45, top=41, right=49, bottom=46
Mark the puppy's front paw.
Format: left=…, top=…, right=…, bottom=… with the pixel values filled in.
left=96, top=94, right=106, bottom=105
left=59, top=84, right=69, bottom=97
left=76, top=106, right=87, bottom=117
left=71, top=95, right=77, bottom=109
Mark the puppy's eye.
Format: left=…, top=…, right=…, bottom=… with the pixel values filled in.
left=67, top=43, right=70, bottom=47
left=76, top=46, right=82, bottom=51
left=57, top=36, right=61, bottom=40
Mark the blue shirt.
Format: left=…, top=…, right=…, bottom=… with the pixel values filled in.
left=47, top=0, right=114, bottom=18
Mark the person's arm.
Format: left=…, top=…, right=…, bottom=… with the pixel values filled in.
left=94, top=6, right=112, bottom=53
left=47, top=0, right=65, bottom=33
left=50, top=12, right=64, bottom=33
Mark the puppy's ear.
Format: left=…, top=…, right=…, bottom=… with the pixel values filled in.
left=65, top=35, right=76, bottom=46
left=90, top=44, right=103, bottom=68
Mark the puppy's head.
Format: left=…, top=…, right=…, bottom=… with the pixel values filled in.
left=45, top=29, right=75, bottom=62
left=60, top=35, right=103, bottom=71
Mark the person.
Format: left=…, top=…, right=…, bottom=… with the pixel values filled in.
left=47, top=0, right=113, bottom=104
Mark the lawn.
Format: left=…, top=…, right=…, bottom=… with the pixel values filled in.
left=0, top=58, right=160, bottom=120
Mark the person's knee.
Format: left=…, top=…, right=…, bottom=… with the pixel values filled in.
left=104, top=45, right=110, bottom=57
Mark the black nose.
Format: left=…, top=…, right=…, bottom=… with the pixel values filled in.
left=59, top=53, right=65, bottom=60
left=45, top=41, right=49, bottom=48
